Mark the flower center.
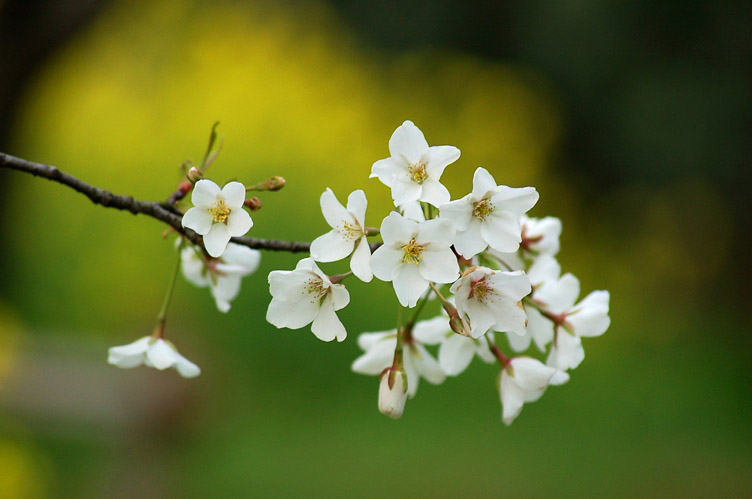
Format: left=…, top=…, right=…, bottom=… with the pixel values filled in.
left=408, top=161, right=428, bottom=184
left=339, top=221, right=363, bottom=241
left=472, top=198, right=494, bottom=221
left=470, top=278, right=494, bottom=303
left=401, top=237, right=425, bottom=264
left=303, top=277, right=327, bottom=301
left=209, top=198, right=231, bottom=223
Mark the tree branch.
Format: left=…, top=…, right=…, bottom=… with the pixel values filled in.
left=0, top=151, right=314, bottom=252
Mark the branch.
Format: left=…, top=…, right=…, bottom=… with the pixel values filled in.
left=0, top=151, right=313, bottom=252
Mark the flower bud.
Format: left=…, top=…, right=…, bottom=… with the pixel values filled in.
left=264, top=176, right=286, bottom=191
left=244, top=196, right=263, bottom=211
left=378, top=368, right=407, bottom=419
left=177, top=179, right=192, bottom=196
left=187, top=167, right=203, bottom=184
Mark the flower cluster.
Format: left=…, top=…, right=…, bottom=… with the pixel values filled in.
left=267, top=120, right=610, bottom=424
left=104, top=121, right=610, bottom=424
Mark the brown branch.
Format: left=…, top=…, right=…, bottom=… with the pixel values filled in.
left=0, top=151, right=314, bottom=253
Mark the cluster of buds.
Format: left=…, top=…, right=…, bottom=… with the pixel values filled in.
left=108, top=120, right=610, bottom=425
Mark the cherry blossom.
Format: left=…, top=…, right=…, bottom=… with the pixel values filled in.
left=108, top=336, right=200, bottom=378
left=266, top=258, right=350, bottom=342
left=182, top=179, right=253, bottom=257
left=370, top=212, right=459, bottom=307
left=378, top=368, right=408, bottom=419
left=180, top=242, right=261, bottom=313
left=310, top=188, right=372, bottom=282
left=440, top=167, right=538, bottom=258
left=499, top=356, right=555, bottom=425
left=449, top=266, right=531, bottom=338
left=370, top=120, right=460, bottom=207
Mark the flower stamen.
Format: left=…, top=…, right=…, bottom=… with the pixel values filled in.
left=472, top=198, right=494, bottom=221
left=401, top=237, right=425, bottom=264
left=408, top=162, right=428, bottom=184
left=208, top=198, right=231, bottom=223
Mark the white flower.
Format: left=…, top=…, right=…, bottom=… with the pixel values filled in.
left=530, top=272, right=610, bottom=372
left=440, top=167, right=539, bottom=258
left=351, top=319, right=446, bottom=398
left=310, top=188, right=372, bottom=282
left=370, top=120, right=460, bottom=207
left=399, top=200, right=426, bottom=223
left=370, top=212, right=459, bottom=308
left=449, top=266, right=531, bottom=339
left=499, top=356, right=555, bottom=425
left=411, top=316, right=495, bottom=376
left=505, top=255, right=560, bottom=353
left=378, top=368, right=408, bottom=419
left=107, top=336, right=201, bottom=378
left=520, top=215, right=562, bottom=257
left=180, top=242, right=261, bottom=313
left=266, top=258, right=350, bottom=342
left=182, top=179, right=253, bottom=257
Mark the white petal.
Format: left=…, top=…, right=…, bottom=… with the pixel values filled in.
left=310, top=230, right=354, bottom=262
left=226, top=209, right=253, bottom=236
left=453, top=219, right=488, bottom=258
left=346, top=190, right=368, bottom=227
left=526, top=216, right=562, bottom=255
left=370, top=245, right=404, bottom=281
left=173, top=353, right=201, bottom=378
left=320, top=188, right=352, bottom=229
left=370, top=158, right=403, bottom=186
left=419, top=247, right=459, bottom=284
left=266, top=296, right=320, bottom=329
left=221, top=243, right=261, bottom=274
left=537, top=273, right=580, bottom=314
left=506, top=330, right=532, bottom=352
left=489, top=186, right=539, bottom=215
left=221, top=181, right=247, bottom=208
left=412, top=345, right=445, bottom=385
left=389, top=120, right=429, bottom=164
left=547, top=331, right=584, bottom=370
left=439, top=334, right=476, bottom=376
left=108, top=337, right=150, bottom=368
left=488, top=270, right=531, bottom=301
left=525, top=306, right=554, bottom=351
left=411, top=316, right=450, bottom=344
left=403, top=350, right=420, bottom=398
left=211, top=275, right=242, bottom=311
left=350, top=237, right=373, bottom=282
left=191, top=179, right=221, bottom=207
left=146, top=339, right=176, bottom=370
left=393, top=264, right=429, bottom=307
left=439, top=197, right=473, bottom=231
left=357, top=331, right=393, bottom=350
left=419, top=179, right=451, bottom=207
left=180, top=247, right=210, bottom=287
left=268, top=270, right=310, bottom=300
left=329, top=284, right=350, bottom=311
left=500, top=369, right=526, bottom=425
left=462, top=299, right=497, bottom=338
left=471, top=167, right=498, bottom=200
left=379, top=212, right=417, bottom=246
left=481, top=210, right=523, bottom=253
left=352, top=337, right=396, bottom=374
left=417, top=217, right=456, bottom=246
left=311, top=295, right=347, bottom=342
left=527, top=254, right=561, bottom=286
left=510, top=357, right=555, bottom=391
left=426, top=145, right=460, bottom=178
left=569, top=291, right=610, bottom=337
left=400, top=201, right=426, bottom=222
left=181, top=207, right=213, bottom=235
left=203, top=223, right=231, bottom=257
left=392, top=178, right=422, bottom=205
left=549, top=370, right=570, bottom=386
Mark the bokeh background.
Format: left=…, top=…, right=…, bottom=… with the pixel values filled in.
left=1, top=1, right=750, bottom=497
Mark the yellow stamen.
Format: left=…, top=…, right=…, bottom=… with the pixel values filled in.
left=209, top=198, right=231, bottom=223
left=408, top=162, right=428, bottom=184
left=402, top=237, right=425, bottom=264
left=472, top=198, right=494, bottom=221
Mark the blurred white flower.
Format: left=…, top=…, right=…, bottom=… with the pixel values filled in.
left=411, top=315, right=495, bottom=376
left=499, top=356, right=555, bottom=425
left=310, top=188, right=372, bottom=282
left=108, top=336, right=200, bottom=378
left=370, top=120, right=460, bottom=207
left=266, top=258, right=350, bottom=342
left=520, top=215, right=562, bottom=257
left=370, top=212, right=459, bottom=307
left=378, top=368, right=408, bottom=419
left=182, top=179, right=253, bottom=257
left=440, top=167, right=538, bottom=257
left=180, top=242, right=261, bottom=313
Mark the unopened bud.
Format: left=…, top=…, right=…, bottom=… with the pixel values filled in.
left=244, top=196, right=263, bottom=211
left=177, top=179, right=192, bottom=195
left=441, top=301, right=471, bottom=337
left=265, top=176, right=286, bottom=191
left=187, top=167, right=203, bottom=184
left=378, top=368, right=407, bottom=419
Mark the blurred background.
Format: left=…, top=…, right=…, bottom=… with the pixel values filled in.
left=0, top=0, right=750, bottom=497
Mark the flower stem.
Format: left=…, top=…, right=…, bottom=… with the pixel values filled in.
left=153, top=249, right=182, bottom=338
left=486, top=334, right=510, bottom=367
